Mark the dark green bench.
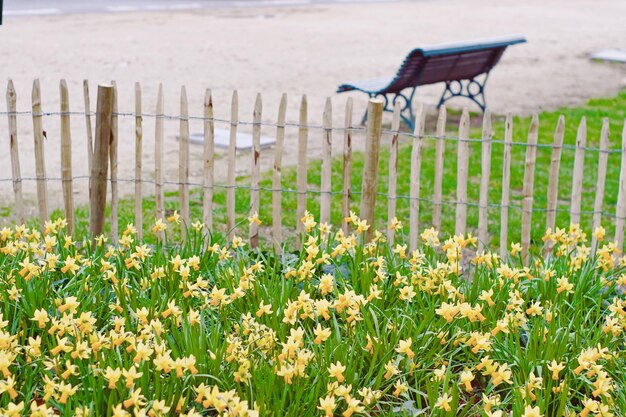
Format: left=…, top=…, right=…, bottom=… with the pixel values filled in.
left=337, top=35, right=526, bottom=129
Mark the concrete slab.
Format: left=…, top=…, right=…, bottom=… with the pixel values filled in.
left=591, top=49, right=626, bottom=63
left=185, top=129, right=276, bottom=150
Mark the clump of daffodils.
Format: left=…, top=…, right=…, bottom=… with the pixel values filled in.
left=0, top=215, right=623, bottom=416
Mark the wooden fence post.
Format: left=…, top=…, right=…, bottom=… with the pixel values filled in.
left=155, top=84, right=165, bottom=228
left=387, top=101, right=401, bottom=244
left=60, top=80, right=74, bottom=235
left=32, top=79, right=48, bottom=229
left=250, top=93, right=262, bottom=248
left=341, top=98, right=353, bottom=235
left=203, top=89, right=215, bottom=231
left=570, top=117, right=586, bottom=225
left=455, top=109, right=470, bottom=236
left=226, top=91, right=238, bottom=241
left=295, top=95, right=308, bottom=249
left=272, top=93, right=287, bottom=252
left=477, top=110, right=492, bottom=252
left=615, top=120, right=626, bottom=250
left=432, top=105, right=446, bottom=232
left=521, top=115, right=539, bottom=264
left=544, top=115, right=565, bottom=256
left=409, top=104, right=425, bottom=252
left=360, top=99, right=383, bottom=241
left=499, top=114, right=513, bottom=259
left=320, top=98, right=332, bottom=224
left=134, top=82, right=143, bottom=240
left=83, top=80, right=94, bottom=179
left=109, top=81, right=119, bottom=240
left=6, top=80, right=24, bottom=224
left=591, top=118, right=610, bottom=252
left=89, top=85, right=114, bottom=237
left=179, top=86, right=190, bottom=239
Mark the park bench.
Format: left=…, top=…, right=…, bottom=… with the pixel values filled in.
left=337, top=35, right=526, bottom=129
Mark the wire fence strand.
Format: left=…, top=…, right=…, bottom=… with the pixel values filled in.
left=1, top=110, right=622, bottom=154
left=2, top=175, right=623, bottom=221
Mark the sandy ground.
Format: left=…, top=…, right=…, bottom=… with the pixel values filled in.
left=0, top=0, right=625, bottom=216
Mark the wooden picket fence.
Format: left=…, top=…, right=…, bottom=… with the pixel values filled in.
left=4, top=79, right=626, bottom=264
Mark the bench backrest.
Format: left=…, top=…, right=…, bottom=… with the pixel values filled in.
left=384, top=36, right=526, bottom=94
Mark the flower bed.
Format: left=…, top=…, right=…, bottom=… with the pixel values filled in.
left=0, top=212, right=624, bottom=416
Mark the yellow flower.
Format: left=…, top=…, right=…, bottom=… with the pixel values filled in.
left=231, top=236, right=245, bottom=249
left=593, top=226, right=606, bottom=242
left=342, top=396, right=364, bottom=417
left=556, top=276, right=574, bottom=294
left=313, top=324, right=332, bottom=344
left=255, top=300, right=273, bottom=318
left=510, top=242, right=522, bottom=256
left=435, top=393, right=452, bottom=412
left=248, top=212, right=262, bottom=226
left=317, top=395, right=336, bottom=417
left=460, top=369, right=474, bottom=392
left=521, top=405, right=542, bottom=417
left=104, top=367, right=122, bottom=389
left=328, top=361, right=346, bottom=383
left=167, top=211, right=181, bottom=224
left=152, top=219, right=167, bottom=233
left=31, top=308, right=49, bottom=329
left=547, top=360, right=565, bottom=380
left=58, top=296, right=80, bottom=314
left=2, top=401, right=24, bottom=417
left=395, top=338, right=414, bottom=359
left=388, top=217, right=402, bottom=231
left=60, top=256, right=80, bottom=276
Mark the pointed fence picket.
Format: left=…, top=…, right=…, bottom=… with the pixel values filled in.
left=3, top=80, right=626, bottom=257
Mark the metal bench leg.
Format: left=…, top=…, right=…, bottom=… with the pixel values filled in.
left=437, top=73, right=489, bottom=112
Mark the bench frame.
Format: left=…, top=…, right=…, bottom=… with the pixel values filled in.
left=339, top=36, right=526, bottom=130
